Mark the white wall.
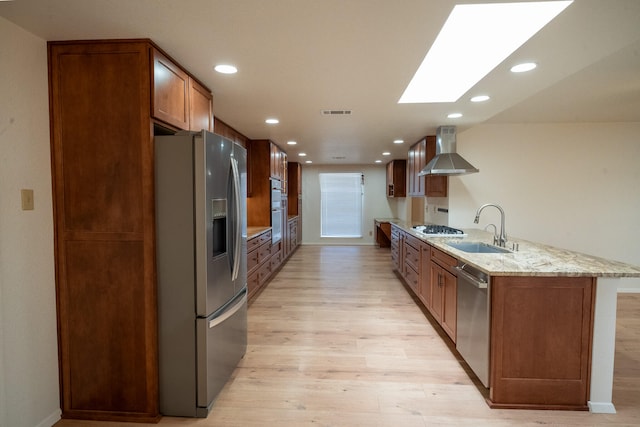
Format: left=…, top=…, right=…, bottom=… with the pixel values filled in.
left=449, top=122, right=640, bottom=292
left=301, top=164, right=401, bottom=245
left=0, top=17, right=61, bottom=427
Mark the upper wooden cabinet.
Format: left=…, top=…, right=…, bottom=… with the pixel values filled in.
left=152, top=48, right=213, bottom=132
left=407, top=136, right=447, bottom=197
left=407, top=138, right=426, bottom=196
left=188, top=77, right=214, bottom=132
left=269, top=141, right=286, bottom=183
left=425, top=136, right=448, bottom=197
left=287, top=162, right=302, bottom=216
left=386, top=159, right=406, bottom=198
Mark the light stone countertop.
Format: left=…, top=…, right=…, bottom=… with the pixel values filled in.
left=247, top=226, right=271, bottom=240
left=391, top=221, right=640, bottom=278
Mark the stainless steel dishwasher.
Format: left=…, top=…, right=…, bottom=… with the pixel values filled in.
left=455, top=262, right=490, bottom=387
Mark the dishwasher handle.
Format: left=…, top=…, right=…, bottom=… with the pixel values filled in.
left=455, top=265, right=488, bottom=289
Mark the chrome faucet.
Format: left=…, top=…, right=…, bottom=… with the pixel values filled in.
left=474, top=204, right=507, bottom=247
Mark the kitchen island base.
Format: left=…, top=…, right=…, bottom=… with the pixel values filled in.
left=489, top=276, right=594, bottom=410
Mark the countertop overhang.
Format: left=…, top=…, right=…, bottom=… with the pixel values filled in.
left=391, top=221, right=640, bottom=278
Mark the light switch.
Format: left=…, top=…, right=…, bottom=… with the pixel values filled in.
left=21, top=189, right=34, bottom=210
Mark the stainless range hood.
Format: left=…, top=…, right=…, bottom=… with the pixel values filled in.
left=418, top=126, right=479, bottom=176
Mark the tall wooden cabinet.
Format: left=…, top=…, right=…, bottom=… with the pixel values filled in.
left=48, top=39, right=213, bottom=422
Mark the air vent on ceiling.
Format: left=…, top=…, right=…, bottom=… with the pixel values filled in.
left=321, top=109, right=352, bottom=116
left=332, top=156, right=347, bottom=160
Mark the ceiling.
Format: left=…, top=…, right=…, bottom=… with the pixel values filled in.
left=2, top=0, right=640, bottom=165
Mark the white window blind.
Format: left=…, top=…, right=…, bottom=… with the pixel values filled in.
left=319, top=173, right=363, bottom=238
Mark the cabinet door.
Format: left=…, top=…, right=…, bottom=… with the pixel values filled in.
left=419, top=245, right=432, bottom=307
left=270, top=142, right=282, bottom=181
left=441, top=268, right=457, bottom=342
left=407, top=147, right=415, bottom=196
left=152, top=49, right=189, bottom=130
left=189, top=78, right=213, bottom=132
left=407, top=138, right=426, bottom=196
left=425, top=135, right=448, bottom=197
left=430, top=264, right=444, bottom=323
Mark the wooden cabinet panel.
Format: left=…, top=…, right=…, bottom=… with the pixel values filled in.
left=54, top=46, right=145, bottom=234
left=419, top=245, right=432, bottom=308
left=48, top=40, right=159, bottom=422
left=489, top=276, right=594, bottom=409
left=407, top=138, right=426, bottom=197
left=188, top=77, right=213, bottom=132
left=64, top=241, right=151, bottom=413
left=152, top=48, right=189, bottom=130
left=390, top=225, right=403, bottom=272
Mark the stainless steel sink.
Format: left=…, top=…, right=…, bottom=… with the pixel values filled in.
left=447, top=241, right=512, bottom=254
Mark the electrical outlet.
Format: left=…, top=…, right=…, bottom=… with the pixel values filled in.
left=21, top=189, right=34, bottom=210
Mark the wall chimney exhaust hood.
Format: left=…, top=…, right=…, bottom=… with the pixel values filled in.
left=418, top=126, right=479, bottom=176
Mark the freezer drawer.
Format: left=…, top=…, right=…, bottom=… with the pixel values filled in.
left=196, top=290, right=248, bottom=417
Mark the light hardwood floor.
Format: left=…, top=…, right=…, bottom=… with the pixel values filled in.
left=56, top=245, right=640, bottom=427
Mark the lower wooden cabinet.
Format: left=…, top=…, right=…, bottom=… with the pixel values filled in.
left=247, top=221, right=300, bottom=303
left=489, top=276, right=594, bottom=409
left=429, top=246, right=457, bottom=342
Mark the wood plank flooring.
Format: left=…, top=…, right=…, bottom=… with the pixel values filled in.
left=55, top=245, right=640, bottom=427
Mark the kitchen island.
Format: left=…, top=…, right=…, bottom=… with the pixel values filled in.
left=390, top=221, right=640, bottom=413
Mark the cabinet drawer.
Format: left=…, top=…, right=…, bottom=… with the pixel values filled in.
left=247, top=247, right=259, bottom=272
left=431, top=246, right=457, bottom=272
left=257, top=259, right=272, bottom=284
left=247, top=235, right=262, bottom=252
left=404, top=241, right=420, bottom=271
left=248, top=268, right=260, bottom=294
left=404, top=264, right=419, bottom=294
left=259, top=230, right=272, bottom=245
left=270, top=250, right=282, bottom=270
left=257, top=241, right=272, bottom=263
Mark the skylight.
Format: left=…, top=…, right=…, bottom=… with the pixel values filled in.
left=398, top=1, right=572, bottom=103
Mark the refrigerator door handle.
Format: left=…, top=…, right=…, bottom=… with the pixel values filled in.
left=208, top=292, right=247, bottom=329
left=230, top=157, right=242, bottom=282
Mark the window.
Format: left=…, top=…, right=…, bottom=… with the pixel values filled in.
left=319, top=172, right=363, bottom=238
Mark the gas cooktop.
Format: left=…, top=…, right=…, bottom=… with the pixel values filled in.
left=412, top=224, right=466, bottom=237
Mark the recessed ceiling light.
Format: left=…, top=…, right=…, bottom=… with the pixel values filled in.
left=214, top=64, right=237, bottom=74
left=382, top=152, right=391, bottom=156
left=393, top=139, right=404, bottom=144
left=511, top=62, right=538, bottom=73
left=305, top=160, right=313, bottom=164
left=375, top=160, right=382, bottom=163
left=287, top=141, right=297, bottom=145
left=298, top=153, right=307, bottom=157
left=265, top=118, right=279, bottom=124
left=448, top=113, right=463, bottom=119
left=398, top=1, right=572, bottom=103
left=470, top=95, right=490, bottom=103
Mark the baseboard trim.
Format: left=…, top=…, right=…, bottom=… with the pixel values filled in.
left=588, top=401, right=616, bottom=414
left=36, top=408, right=61, bottom=427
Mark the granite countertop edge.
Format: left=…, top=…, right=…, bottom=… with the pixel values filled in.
left=390, top=220, right=640, bottom=278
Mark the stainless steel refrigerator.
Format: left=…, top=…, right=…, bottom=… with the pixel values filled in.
left=155, top=130, right=247, bottom=417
